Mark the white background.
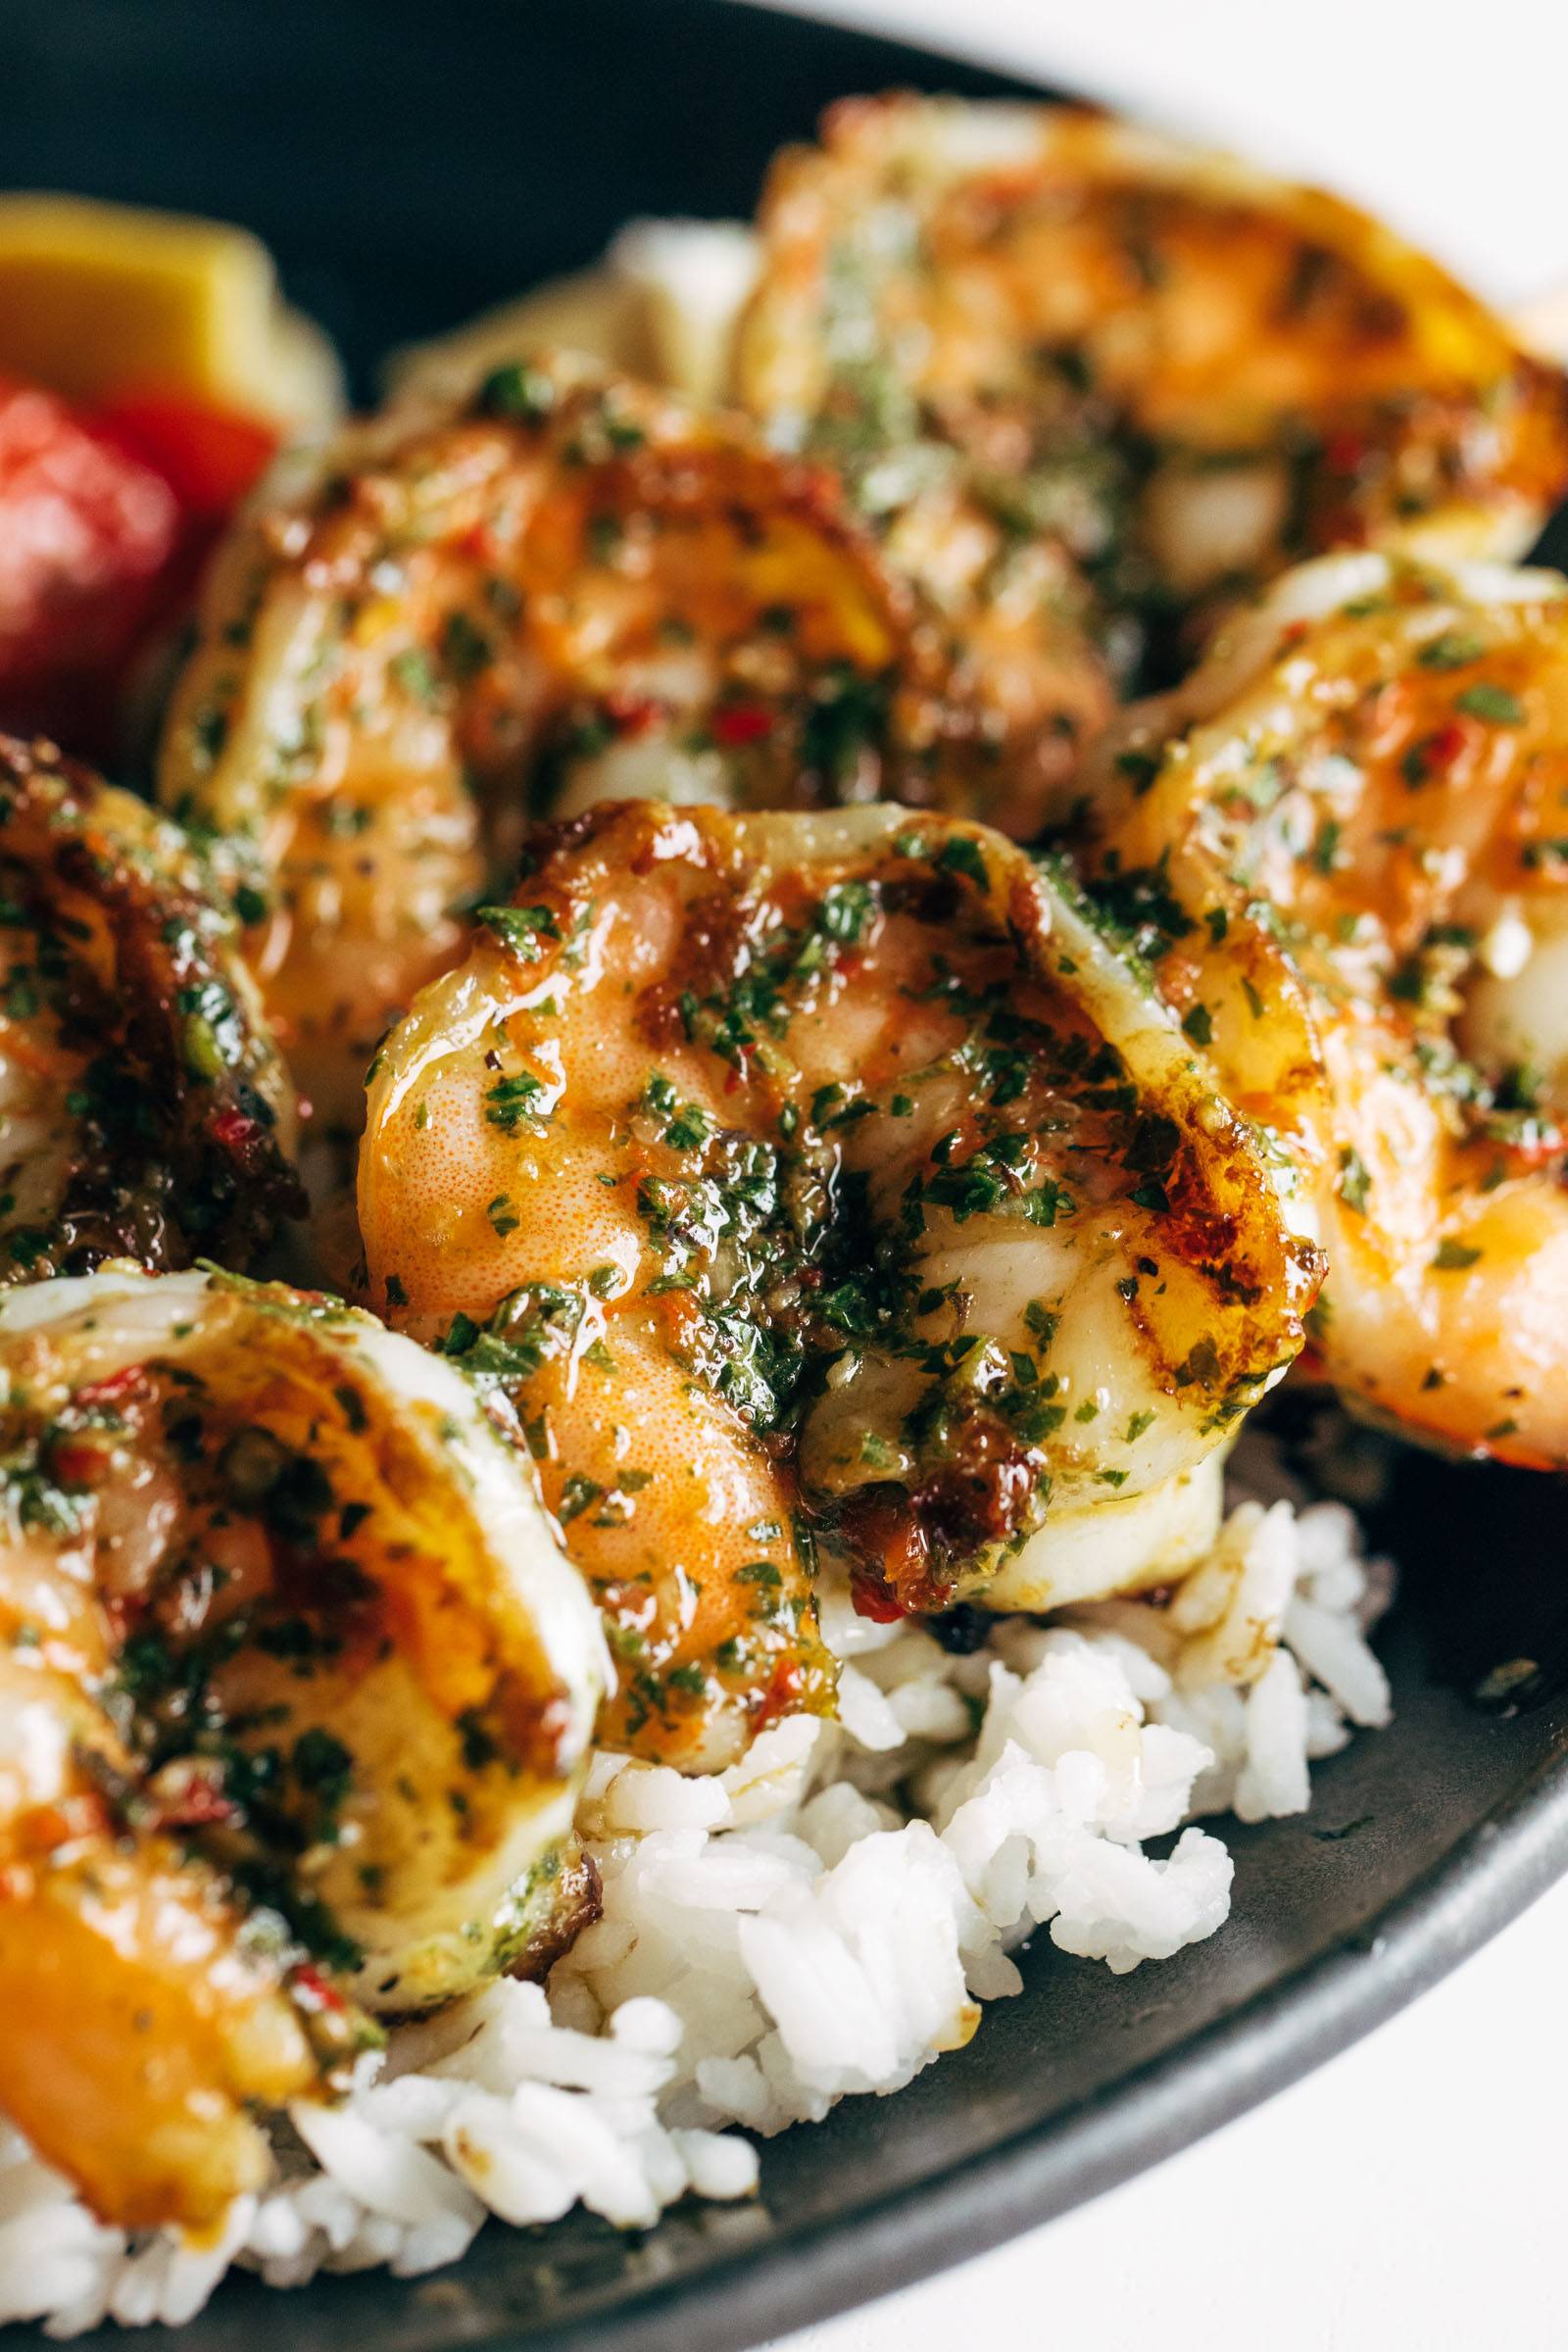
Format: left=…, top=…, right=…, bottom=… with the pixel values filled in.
left=745, top=4, right=1568, bottom=2346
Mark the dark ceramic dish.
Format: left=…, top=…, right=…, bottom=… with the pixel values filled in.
left=7, top=1, right=1568, bottom=2344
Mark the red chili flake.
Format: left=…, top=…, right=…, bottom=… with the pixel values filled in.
left=1404, top=721, right=1468, bottom=784
left=210, top=1107, right=258, bottom=1152
left=850, top=1565, right=906, bottom=1624
left=157, top=1777, right=235, bottom=1830
left=604, top=691, right=660, bottom=737
left=51, top=1441, right=105, bottom=1485
left=74, top=1362, right=145, bottom=1408
left=457, top=521, right=502, bottom=568
left=1323, top=428, right=1367, bottom=474
left=712, top=702, right=775, bottom=747
left=291, top=1962, right=347, bottom=2016
left=1280, top=620, right=1310, bottom=647
left=754, top=1656, right=807, bottom=1733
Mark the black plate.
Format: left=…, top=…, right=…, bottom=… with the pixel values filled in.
left=7, top=2, right=1568, bottom=2344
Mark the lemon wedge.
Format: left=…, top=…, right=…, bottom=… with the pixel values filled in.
left=0, top=193, right=342, bottom=427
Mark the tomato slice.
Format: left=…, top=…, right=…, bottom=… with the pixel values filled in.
left=0, top=375, right=177, bottom=696
left=92, top=394, right=277, bottom=519
left=0, top=380, right=281, bottom=751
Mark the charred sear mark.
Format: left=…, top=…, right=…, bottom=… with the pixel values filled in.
left=0, top=734, right=303, bottom=1282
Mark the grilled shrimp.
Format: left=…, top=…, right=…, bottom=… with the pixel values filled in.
left=736, top=98, right=1568, bottom=696
left=0, top=1265, right=604, bottom=2228
left=0, top=733, right=301, bottom=1280
left=359, top=799, right=1319, bottom=1762
left=158, top=355, right=1109, bottom=1134
left=1080, top=551, right=1568, bottom=1464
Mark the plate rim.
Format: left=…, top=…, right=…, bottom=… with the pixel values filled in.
left=498, top=1711, right=1568, bottom=2352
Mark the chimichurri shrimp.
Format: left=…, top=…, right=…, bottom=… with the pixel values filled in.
left=0, top=732, right=302, bottom=1280
left=0, top=1265, right=605, bottom=2229
left=736, top=98, right=1568, bottom=688
left=159, top=354, right=1102, bottom=1137
left=359, top=800, right=1320, bottom=1761
left=1080, top=552, right=1568, bottom=1464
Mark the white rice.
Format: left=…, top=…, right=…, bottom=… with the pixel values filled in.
left=0, top=1483, right=1391, bottom=2334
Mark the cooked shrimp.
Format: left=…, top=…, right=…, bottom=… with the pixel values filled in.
left=359, top=799, right=1319, bottom=1753
left=1080, top=550, right=1568, bottom=1465
left=392, top=226, right=1115, bottom=839
left=158, top=355, right=1108, bottom=1134
left=0, top=731, right=301, bottom=1280
left=0, top=1264, right=605, bottom=2228
left=736, top=98, right=1568, bottom=691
